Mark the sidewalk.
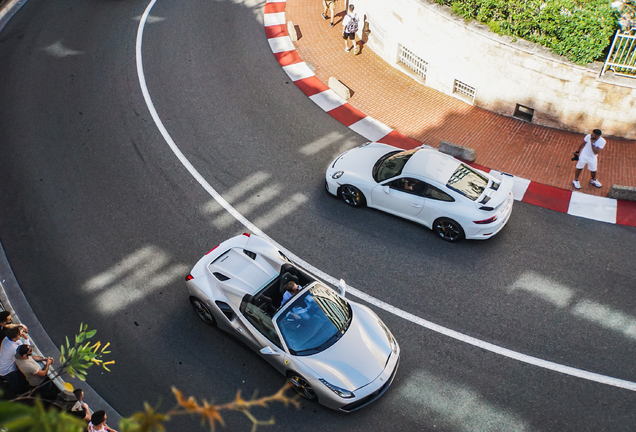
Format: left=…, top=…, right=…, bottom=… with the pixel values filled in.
left=283, top=0, right=636, bottom=199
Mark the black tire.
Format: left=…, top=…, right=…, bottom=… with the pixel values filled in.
left=339, top=185, right=366, bottom=207
left=189, top=297, right=216, bottom=326
left=288, top=373, right=317, bottom=400
left=433, top=218, right=465, bottom=242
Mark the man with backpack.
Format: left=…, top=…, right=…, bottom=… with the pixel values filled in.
left=342, top=4, right=360, bottom=54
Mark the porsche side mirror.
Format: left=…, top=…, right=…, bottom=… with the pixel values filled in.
left=260, top=346, right=280, bottom=356
left=338, top=279, right=347, bottom=297
left=383, top=186, right=390, bottom=194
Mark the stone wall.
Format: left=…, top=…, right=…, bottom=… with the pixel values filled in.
left=354, top=0, right=636, bottom=139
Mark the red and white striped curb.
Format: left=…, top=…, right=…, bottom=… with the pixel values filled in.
left=263, top=0, right=636, bottom=227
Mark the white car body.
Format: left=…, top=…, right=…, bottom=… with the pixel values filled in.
left=325, top=143, right=514, bottom=241
left=185, top=234, right=400, bottom=411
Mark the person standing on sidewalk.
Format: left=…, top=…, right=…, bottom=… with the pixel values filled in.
left=573, top=129, right=606, bottom=189
left=342, top=4, right=359, bottom=54
left=322, top=0, right=338, bottom=27
left=0, top=326, right=31, bottom=394
left=0, top=311, right=29, bottom=339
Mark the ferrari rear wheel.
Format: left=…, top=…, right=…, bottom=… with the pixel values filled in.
left=190, top=297, right=216, bottom=326
left=339, top=185, right=366, bottom=207
left=289, top=374, right=316, bottom=400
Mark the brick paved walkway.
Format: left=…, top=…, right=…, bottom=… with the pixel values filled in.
left=285, top=0, right=636, bottom=197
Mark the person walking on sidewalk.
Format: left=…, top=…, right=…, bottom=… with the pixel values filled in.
left=322, top=0, right=338, bottom=27
left=342, top=4, right=359, bottom=54
left=573, top=129, right=606, bottom=189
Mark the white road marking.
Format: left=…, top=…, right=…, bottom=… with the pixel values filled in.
left=137, top=0, right=636, bottom=392
left=568, top=192, right=617, bottom=223
left=263, top=12, right=285, bottom=26
left=281, top=62, right=315, bottom=81
left=309, top=90, right=346, bottom=112
left=349, top=116, right=393, bottom=141
left=267, top=36, right=294, bottom=54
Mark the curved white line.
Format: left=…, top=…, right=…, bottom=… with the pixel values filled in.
left=136, top=0, right=636, bottom=392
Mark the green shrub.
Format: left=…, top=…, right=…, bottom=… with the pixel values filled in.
left=434, top=0, right=619, bottom=65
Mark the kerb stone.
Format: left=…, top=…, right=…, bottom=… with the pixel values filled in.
left=287, top=21, right=298, bottom=42
left=609, top=185, right=636, bottom=202
left=438, top=140, right=477, bottom=162
left=328, top=77, right=351, bottom=100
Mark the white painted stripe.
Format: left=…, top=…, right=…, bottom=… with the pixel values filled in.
left=281, top=62, right=314, bottom=81
left=267, top=36, right=295, bottom=54
left=510, top=177, right=531, bottom=202
left=263, top=12, right=285, bottom=27
left=568, top=192, right=617, bottom=223
left=349, top=116, right=393, bottom=141
left=136, top=0, right=636, bottom=394
left=489, top=171, right=531, bottom=201
left=309, top=89, right=346, bottom=112
left=266, top=0, right=286, bottom=3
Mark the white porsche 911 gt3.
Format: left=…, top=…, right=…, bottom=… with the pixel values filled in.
left=325, top=142, right=514, bottom=242
left=185, top=233, right=400, bottom=411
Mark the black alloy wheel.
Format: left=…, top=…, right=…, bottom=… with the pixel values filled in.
left=339, top=185, right=366, bottom=207
left=190, top=297, right=216, bottom=326
left=289, top=374, right=317, bottom=400
left=433, top=218, right=465, bottom=242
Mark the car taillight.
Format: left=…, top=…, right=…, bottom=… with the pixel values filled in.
left=473, top=215, right=498, bottom=224
left=242, top=233, right=251, bottom=237
left=205, top=245, right=219, bottom=255
left=185, top=274, right=194, bottom=281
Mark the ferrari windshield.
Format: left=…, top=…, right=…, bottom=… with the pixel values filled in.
left=372, top=149, right=418, bottom=183
left=276, top=284, right=352, bottom=356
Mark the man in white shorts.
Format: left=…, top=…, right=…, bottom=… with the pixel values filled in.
left=573, top=129, right=605, bottom=189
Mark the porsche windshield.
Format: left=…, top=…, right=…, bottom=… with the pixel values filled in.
left=276, top=284, right=352, bottom=356
left=372, top=149, right=418, bottom=183
left=446, top=164, right=489, bottom=201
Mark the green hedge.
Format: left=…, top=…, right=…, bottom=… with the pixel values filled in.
left=433, top=0, right=619, bottom=65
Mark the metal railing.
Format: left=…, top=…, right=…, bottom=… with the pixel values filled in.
left=602, top=31, right=636, bottom=78
left=399, top=45, right=428, bottom=82
left=453, top=79, right=475, bottom=102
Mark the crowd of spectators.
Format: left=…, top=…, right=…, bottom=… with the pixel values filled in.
left=0, top=310, right=117, bottom=431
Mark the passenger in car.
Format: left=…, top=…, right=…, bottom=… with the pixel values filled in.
left=281, top=281, right=302, bottom=305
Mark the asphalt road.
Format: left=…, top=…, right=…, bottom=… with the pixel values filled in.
left=1, top=0, right=635, bottom=430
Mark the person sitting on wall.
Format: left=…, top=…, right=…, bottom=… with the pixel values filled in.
left=14, top=344, right=59, bottom=400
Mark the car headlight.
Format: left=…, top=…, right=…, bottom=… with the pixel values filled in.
left=331, top=171, right=344, bottom=179
left=319, top=379, right=355, bottom=398
left=378, top=320, right=398, bottom=354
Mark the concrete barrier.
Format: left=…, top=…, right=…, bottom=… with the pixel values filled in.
left=328, top=77, right=352, bottom=100
left=609, top=185, right=636, bottom=202
left=287, top=21, right=297, bottom=42
left=438, top=140, right=476, bottom=162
